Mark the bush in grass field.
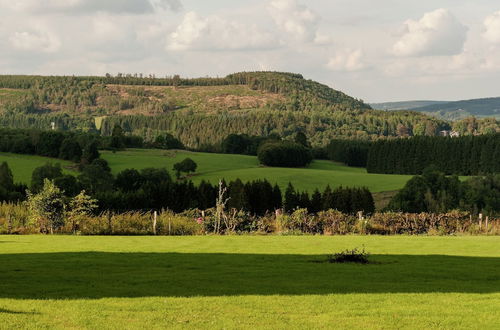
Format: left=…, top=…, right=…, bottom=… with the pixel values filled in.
left=328, top=247, right=370, bottom=264
left=257, top=141, right=312, bottom=167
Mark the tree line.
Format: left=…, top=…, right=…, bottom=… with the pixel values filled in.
left=0, top=127, right=183, bottom=164
left=0, top=159, right=375, bottom=215
left=387, top=167, right=500, bottom=216
left=367, top=134, right=500, bottom=175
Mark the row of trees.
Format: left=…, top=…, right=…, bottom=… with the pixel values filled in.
left=0, top=128, right=101, bottom=165
left=283, top=184, right=375, bottom=214
left=0, top=127, right=182, bottom=165
left=387, top=167, right=500, bottom=216
left=367, top=134, right=500, bottom=175
left=0, top=159, right=375, bottom=215
left=326, top=139, right=371, bottom=167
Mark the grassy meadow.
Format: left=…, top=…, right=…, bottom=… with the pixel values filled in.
left=101, top=149, right=413, bottom=193
left=0, top=152, right=76, bottom=183
left=0, top=235, right=498, bottom=329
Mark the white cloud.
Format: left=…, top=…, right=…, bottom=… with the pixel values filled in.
left=9, top=30, right=61, bottom=53
left=0, top=0, right=182, bottom=14
left=327, top=49, right=366, bottom=71
left=268, top=0, right=322, bottom=43
left=167, top=11, right=279, bottom=51
left=392, top=8, right=468, bottom=57
left=483, top=10, right=500, bottom=44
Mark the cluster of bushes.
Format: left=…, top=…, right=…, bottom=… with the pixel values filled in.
left=387, top=168, right=500, bottom=216
left=367, top=134, right=500, bottom=175
left=220, top=134, right=273, bottom=155
left=257, top=141, right=312, bottom=167
left=1, top=202, right=497, bottom=236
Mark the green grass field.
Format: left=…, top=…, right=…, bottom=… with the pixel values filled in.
left=0, top=235, right=498, bottom=329
left=101, top=149, right=413, bottom=193
left=0, top=152, right=76, bottom=184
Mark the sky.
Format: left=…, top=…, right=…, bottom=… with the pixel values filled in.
left=1, top=0, right=500, bottom=102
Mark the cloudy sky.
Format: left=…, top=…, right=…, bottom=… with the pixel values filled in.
left=1, top=0, right=500, bottom=102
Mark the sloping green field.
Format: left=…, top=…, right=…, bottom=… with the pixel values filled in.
left=0, top=152, right=76, bottom=184
left=0, top=149, right=412, bottom=193
left=101, top=149, right=412, bottom=193
left=0, top=235, right=498, bottom=329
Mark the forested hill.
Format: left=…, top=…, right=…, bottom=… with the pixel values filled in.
left=409, top=97, right=500, bottom=120
left=370, top=100, right=448, bottom=111
left=0, top=72, right=370, bottom=115
left=372, top=97, right=500, bottom=120
left=0, top=72, right=498, bottom=147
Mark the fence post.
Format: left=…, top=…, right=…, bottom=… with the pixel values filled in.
left=479, top=213, right=483, bottom=230
left=153, top=211, right=157, bottom=235
left=107, top=212, right=113, bottom=235
left=485, top=216, right=489, bottom=231
left=168, top=216, right=171, bottom=236
left=7, top=214, right=12, bottom=234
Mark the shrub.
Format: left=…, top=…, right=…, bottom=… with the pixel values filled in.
left=158, top=211, right=202, bottom=235
left=328, top=247, right=370, bottom=264
left=257, top=141, right=312, bottom=167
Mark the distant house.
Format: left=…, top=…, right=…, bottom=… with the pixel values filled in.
left=440, top=130, right=460, bottom=137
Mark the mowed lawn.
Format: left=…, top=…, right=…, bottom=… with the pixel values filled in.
left=0, top=236, right=498, bottom=329
left=102, top=149, right=413, bottom=193
left=0, top=152, right=76, bottom=184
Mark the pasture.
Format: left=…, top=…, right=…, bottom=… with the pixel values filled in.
left=0, top=235, right=498, bottom=329
left=101, top=149, right=413, bottom=193
left=0, top=152, right=76, bottom=183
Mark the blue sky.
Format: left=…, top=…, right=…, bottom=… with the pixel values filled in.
left=1, top=0, right=500, bottom=102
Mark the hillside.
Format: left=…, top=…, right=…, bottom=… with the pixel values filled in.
left=410, top=97, right=500, bottom=120
left=372, top=97, right=500, bottom=120
left=1, top=72, right=498, bottom=147
left=0, top=72, right=370, bottom=116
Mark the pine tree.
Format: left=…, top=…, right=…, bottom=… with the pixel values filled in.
left=284, top=182, right=298, bottom=213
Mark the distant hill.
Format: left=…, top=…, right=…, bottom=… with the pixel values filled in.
left=370, top=100, right=448, bottom=111
left=409, top=97, right=500, bottom=120
left=371, top=97, right=500, bottom=120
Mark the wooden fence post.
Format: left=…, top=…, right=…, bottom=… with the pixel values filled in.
left=107, top=213, right=113, bottom=235
left=168, top=216, right=171, bottom=236
left=153, top=211, right=157, bottom=235
left=7, top=214, right=12, bottom=234
left=479, top=213, right=483, bottom=230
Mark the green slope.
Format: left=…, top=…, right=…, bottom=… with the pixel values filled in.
left=101, top=149, right=412, bottom=193
left=0, top=152, right=76, bottom=184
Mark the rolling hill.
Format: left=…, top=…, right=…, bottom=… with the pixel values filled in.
left=372, top=97, right=500, bottom=120
left=0, top=72, right=453, bottom=147
left=2, top=72, right=499, bottom=146
left=370, top=100, right=448, bottom=111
